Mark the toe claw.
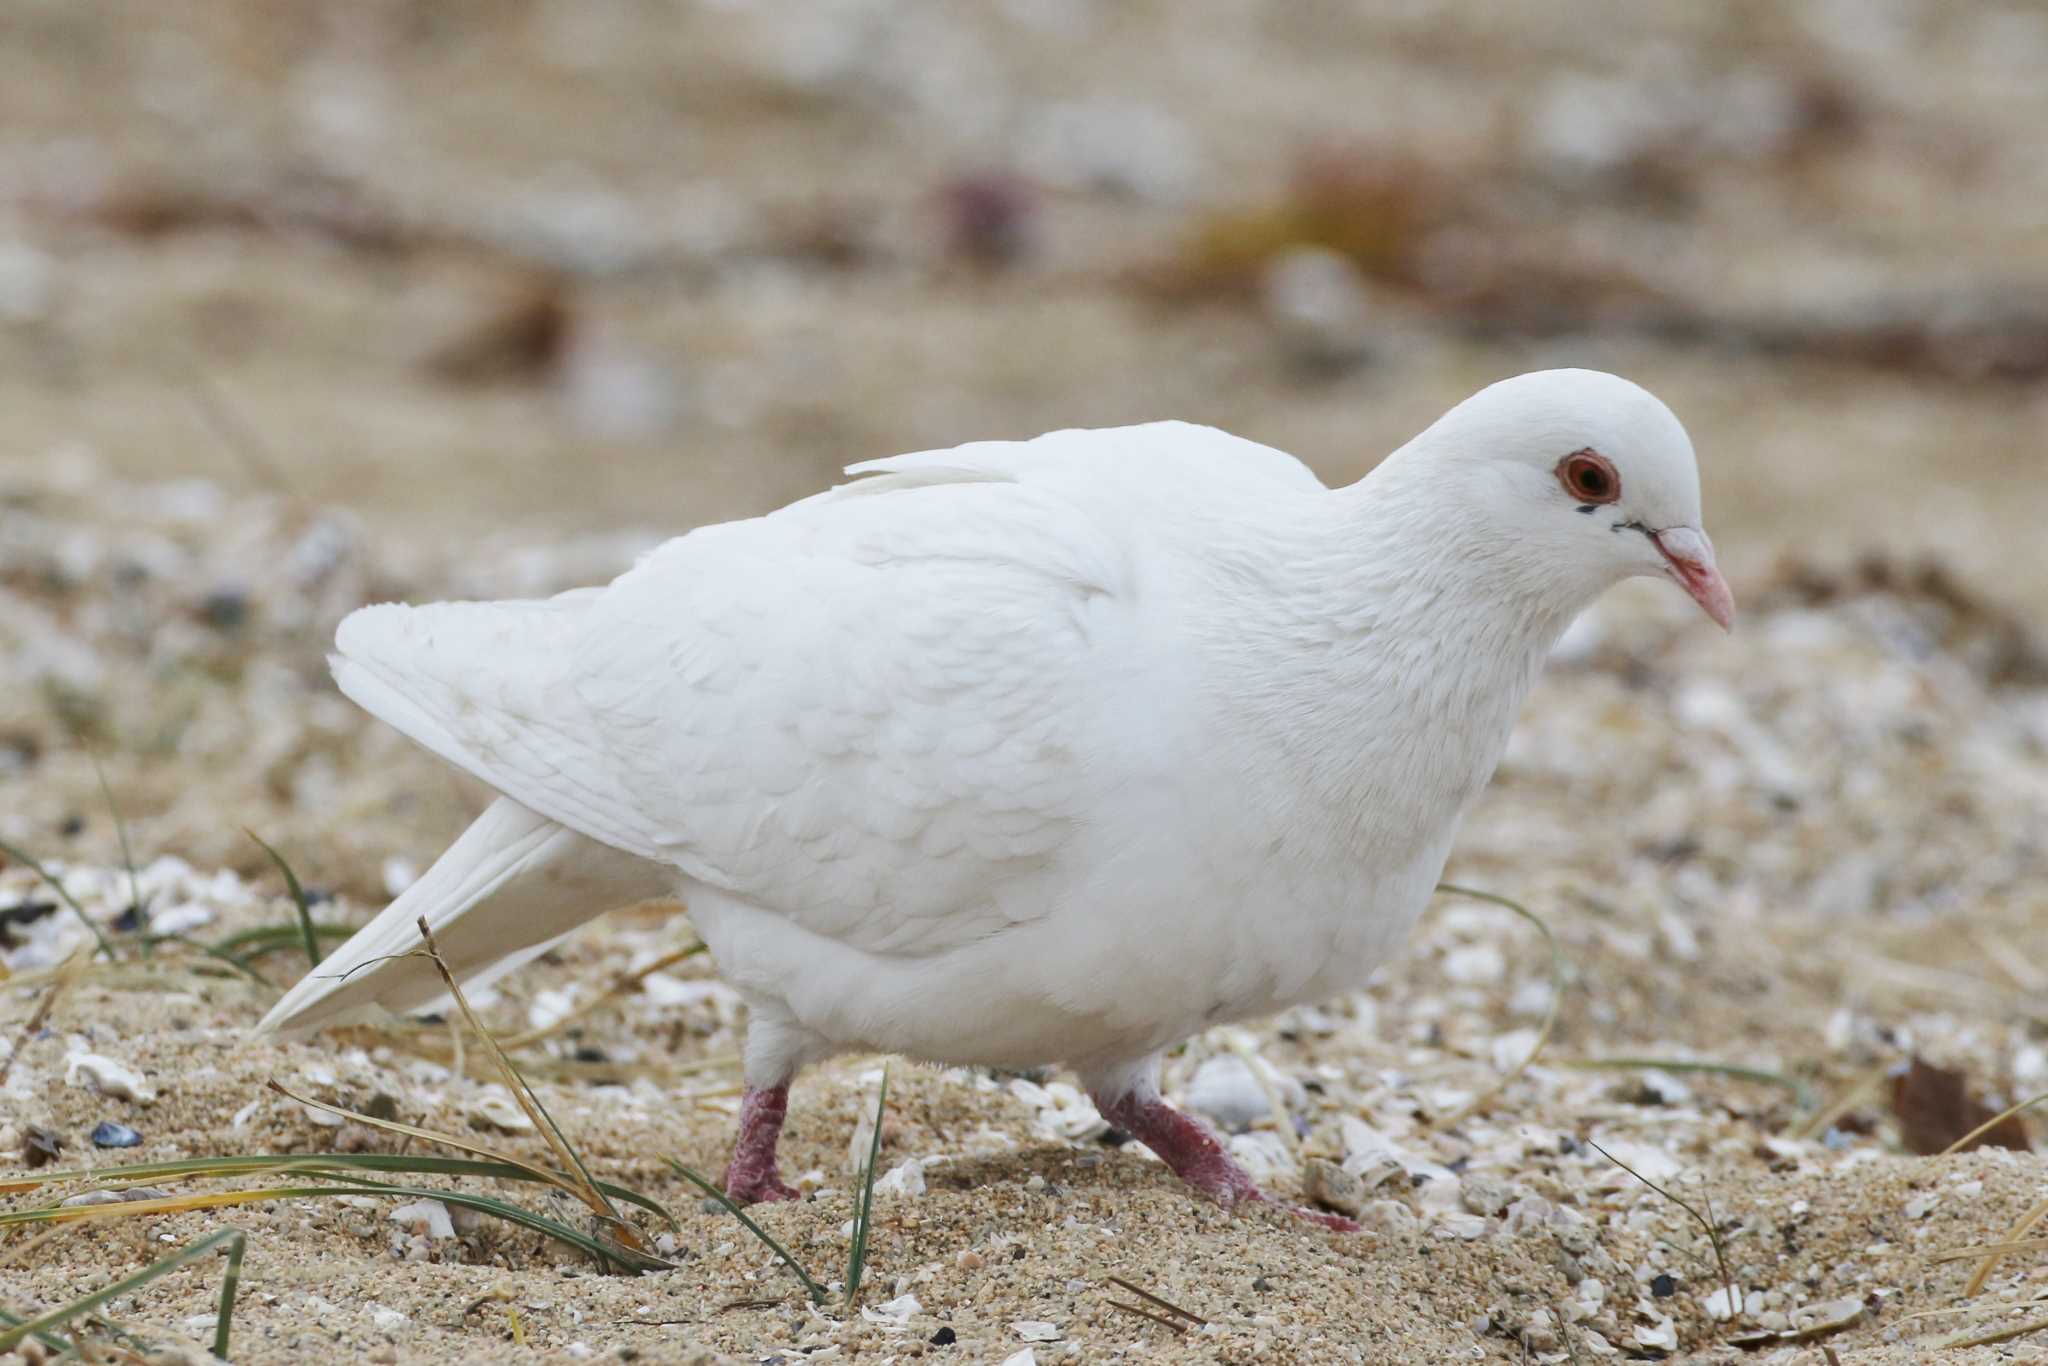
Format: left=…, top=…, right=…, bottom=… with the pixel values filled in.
left=723, top=1172, right=802, bottom=1206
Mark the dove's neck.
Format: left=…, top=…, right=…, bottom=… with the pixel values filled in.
left=1198, top=451, right=1592, bottom=866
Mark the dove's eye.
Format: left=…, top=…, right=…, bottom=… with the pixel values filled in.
left=1557, top=450, right=1620, bottom=506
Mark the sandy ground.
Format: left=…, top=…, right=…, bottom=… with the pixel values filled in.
left=5, top=409, right=2048, bottom=1366
left=4, top=2, right=2048, bottom=1362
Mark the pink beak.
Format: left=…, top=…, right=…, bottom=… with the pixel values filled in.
left=1650, top=526, right=1734, bottom=631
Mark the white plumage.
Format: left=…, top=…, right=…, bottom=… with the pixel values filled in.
left=259, top=368, right=1730, bottom=1224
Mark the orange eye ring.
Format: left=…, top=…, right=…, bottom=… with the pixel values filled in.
left=1556, top=449, right=1620, bottom=505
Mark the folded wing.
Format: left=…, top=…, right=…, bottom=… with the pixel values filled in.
left=328, top=451, right=1153, bottom=959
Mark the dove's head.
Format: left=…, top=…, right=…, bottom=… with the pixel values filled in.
left=1399, top=367, right=1733, bottom=630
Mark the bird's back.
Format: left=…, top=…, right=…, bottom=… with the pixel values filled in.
left=332, top=422, right=1325, bottom=963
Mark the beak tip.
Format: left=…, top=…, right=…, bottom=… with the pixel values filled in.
left=1697, top=581, right=1735, bottom=633
left=1651, top=527, right=1734, bottom=633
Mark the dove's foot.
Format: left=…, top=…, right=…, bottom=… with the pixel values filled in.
left=1092, top=1087, right=1360, bottom=1233
left=722, top=1082, right=801, bottom=1205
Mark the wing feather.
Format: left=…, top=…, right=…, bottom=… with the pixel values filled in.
left=330, top=422, right=1310, bottom=959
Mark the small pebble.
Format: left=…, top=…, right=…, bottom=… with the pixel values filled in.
left=1432, top=1212, right=1491, bottom=1240
left=1504, top=1195, right=1554, bottom=1234
left=1460, top=1176, right=1515, bottom=1218
left=1789, top=1296, right=1864, bottom=1334
left=956, top=1249, right=984, bottom=1270
left=65, top=1052, right=157, bottom=1104
left=90, top=1120, right=143, bottom=1148
left=1303, top=1158, right=1367, bottom=1218
left=1183, top=1055, right=1272, bottom=1132
left=930, top=1325, right=957, bottom=1346
left=875, top=1157, right=926, bottom=1197
left=390, top=1198, right=456, bottom=1240
left=469, top=1094, right=534, bottom=1132
left=1360, top=1200, right=1418, bottom=1233
left=1634, top=1315, right=1680, bottom=1353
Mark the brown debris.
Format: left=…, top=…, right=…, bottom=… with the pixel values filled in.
left=1141, top=143, right=1460, bottom=302
left=421, top=274, right=575, bottom=387
left=21, top=1125, right=63, bottom=1168
left=1888, top=1057, right=2031, bottom=1156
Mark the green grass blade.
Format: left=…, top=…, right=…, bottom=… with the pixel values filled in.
left=0, top=1153, right=678, bottom=1229
left=207, top=922, right=358, bottom=961
left=668, top=1160, right=826, bottom=1305
left=211, top=1226, right=246, bottom=1358
left=0, top=1309, right=69, bottom=1355
left=245, top=830, right=321, bottom=969
left=0, top=1180, right=663, bottom=1272
left=0, top=838, right=118, bottom=962
left=845, top=1066, right=889, bottom=1308
left=266, top=1078, right=584, bottom=1198
left=0, top=1227, right=246, bottom=1355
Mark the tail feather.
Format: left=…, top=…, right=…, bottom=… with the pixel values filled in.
left=255, top=796, right=673, bottom=1036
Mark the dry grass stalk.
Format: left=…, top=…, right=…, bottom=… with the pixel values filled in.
left=1930, top=1235, right=2048, bottom=1263
left=1964, top=1194, right=2048, bottom=1297
left=266, top=1079, right=569, bottom=1190
left=1103, top=1299, right=1188, bottom=1334
left=1104, top=1276, right=1206, bottom=1327
left=1937, top=1314, right=2048, bottom=1350
left=412, top=915, right=645, bottom=1255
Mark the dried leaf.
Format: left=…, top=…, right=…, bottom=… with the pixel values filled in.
left=1888, top=1057, right=2030, bottom=1156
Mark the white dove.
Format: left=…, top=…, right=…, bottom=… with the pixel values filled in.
left=258, top=368, right=1731, bottom=1229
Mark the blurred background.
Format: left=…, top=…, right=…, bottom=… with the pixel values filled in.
left=7, top=0, right=2048, bottom=890
left=2, top=0, right=2046, bottom=596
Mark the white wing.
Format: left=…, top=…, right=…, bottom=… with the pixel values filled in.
left=332, top=422, right=1317, bottom=959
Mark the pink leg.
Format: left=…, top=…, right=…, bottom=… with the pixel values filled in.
left=1092, top=1088, right=1359, bottom=1233
left=722, top=1083, right=801, bottom=1205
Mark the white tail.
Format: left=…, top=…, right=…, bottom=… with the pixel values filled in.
left=255, top=796, right=673, bottom=1036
